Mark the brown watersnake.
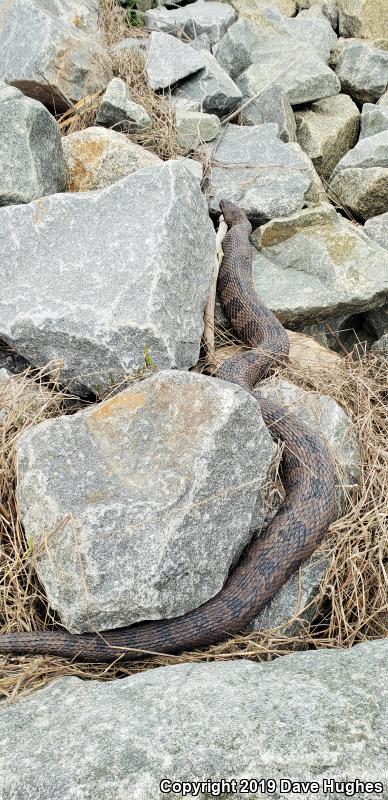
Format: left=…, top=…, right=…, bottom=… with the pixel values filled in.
left=0, top=200, right=337, bottom=662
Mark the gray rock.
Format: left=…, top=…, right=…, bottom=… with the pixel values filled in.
left=62, top=127, right=161, bottom=192
left=189, top=33, right=212, bottom=52
left=250, top=204, right=388, bottom=326
left=36, top=0, right=99, bottom=36
left=334, top=40, right=388, bottom=103
left=214, top=18, right=279, bottom=80
left=297, top=0, right=338, bottom=31
left=378, top=90, right=388, bottom=107
left=236, top=38, right=340, bottom=107
left=145, top=31, right=205, bottom=91
left=0, top=642, right=387, bottom=798
left=0, top=0, right=110, bottom=110
left=329, top=131, right=388, bottom=220
left=295, top=93, right=360, bottom=180
left=175, top=110, right=221, bottom=149
left=262, top=4, right=338, bottom=62
left=288, top=141, right=329, bottom=204
left=372, top=332, right=388, bottom=356
left=364, top=212, right=388, bottom=251
left=144, top=1, right=236, bottom=47
left=177, top=156, right=203, bottom=181
left=364, top=305, right=388, bottom=339
left=0, top=160, right=215, bottom=394
left=172, top=51, right=242, bottom=116
left=360, top=103, right=388, bottom=140
left=207, top=123, right=312, bottom=223
left=241, top=85, right=296, bottom=143
left=95, top=78, right=151, bottom=131
left=338, top=0, right=388, bottom=39
left=17, top=370, right=275, bottom=633
left=0, top=82, right=65, bottom=206
left=331, top=130, right=388, bottom=175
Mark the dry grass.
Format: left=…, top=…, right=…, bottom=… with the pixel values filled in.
left=58, top=0, right=185, bottom=161
left=0, top=336, right=387, bottom=701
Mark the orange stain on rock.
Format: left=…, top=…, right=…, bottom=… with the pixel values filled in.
left=89, top=390, right=145, bottom=423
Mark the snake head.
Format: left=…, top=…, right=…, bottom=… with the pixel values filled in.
left=219, top=199, right=252, bottom=233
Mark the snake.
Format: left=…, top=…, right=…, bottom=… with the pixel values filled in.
left=0, top=200, right=337, bottom=662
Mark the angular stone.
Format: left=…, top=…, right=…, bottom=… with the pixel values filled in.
left=329, top=131, right=388, bottom=220
left=236, top=39, right=340, bottom=107
left=177, top=157, right=203, bottom=182
left=144, top=1, right=236, bottom=47
left=214, top=18, right=279, bottom=80
left=0, top=82, right=65, bottom=206
left=372, top=333, right=388, bottom=356
left=0, top=642, right=386, bottom=798
left=334, top=40, right=388, bottom=103
left=364, top=212, right=388, bottom=251
left=295, top=93, right=360, bottom=180
left=288, top=141, right=328, bottom=204
left=207, top=124, right=312, bottom=223
left=231, top=0, right=296, bottom=22
left=250, top=204, right=388, bottom=326
left=0, top=0, right=110, bottom=110
left=364, top=305, right=388, bottom=339
left=145, top=31, right=205, bottom=91
left=189, top=33, right=212, bottom=52
left=17, top=371, right=275, bottom=633
left=247, top=0, right=297, bottom=13
left=37, top=0, right=99, bottom=36
left=338, top=0, right=388, bottom=39
left=172, top=51, right=242, bottom=116
left=360, top=103, right=388, bottom=140
left=62, top=127, right=161, bottom=192
left=297, top=0, right=338, bottom=31
left=241, top=86, right=296, bottom=143
left=0, top=161, right=215, bottom=394
left=95, top=78, right=151, bottom=131
left=262, top=4, right=338, bottom=62
left=175, top=110, right=221, bottom=149
left=379, top=90, right=388, bottom=107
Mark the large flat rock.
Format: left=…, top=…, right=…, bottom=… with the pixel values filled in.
left=0, top=0, right=109, bottom=110
left=250, top=204, right=388, bottom=326
left=207, top=123, right=312, bottom=223
left=16, top=370, right=275, bottom=633
left=0, top=161, right=215, bottom=393
left=0, top=642, right=386, bottom=798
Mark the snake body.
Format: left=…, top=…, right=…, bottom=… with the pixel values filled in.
left=0, top=201, right=337, bottom=662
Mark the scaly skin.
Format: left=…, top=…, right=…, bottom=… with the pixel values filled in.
left=0, top=201, right=337, bottom=662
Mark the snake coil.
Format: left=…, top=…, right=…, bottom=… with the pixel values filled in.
left=0, top=201, right=337, bottom=662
